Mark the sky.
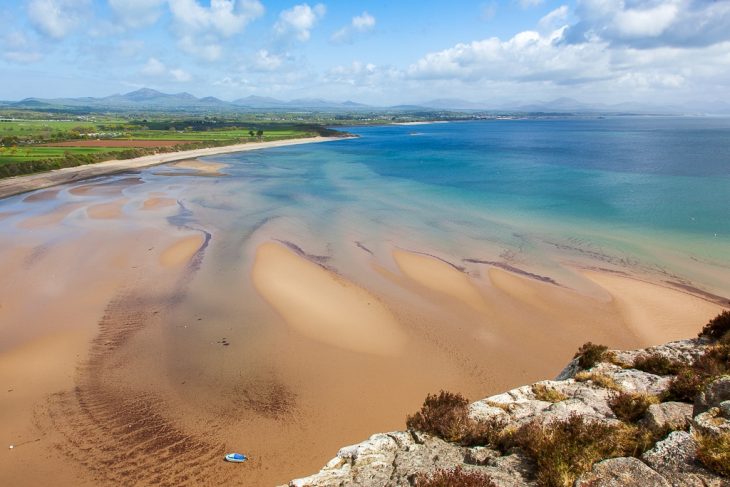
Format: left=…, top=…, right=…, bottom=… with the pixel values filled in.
left=1, top=0, right=730, bottom=106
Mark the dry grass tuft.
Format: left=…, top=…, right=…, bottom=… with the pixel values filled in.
left=574, top=342, right=608, bottom=369
left=532, top=384, right=568, bottom=403
left=574, top=371, right=621, bottom=391
left=695, top=429, right=730, bottom=478
left=506, top=414, right=636, bottom=487
left=608, top=391, right=658, bottom=423
left=413, top=466, right=498, bottom=487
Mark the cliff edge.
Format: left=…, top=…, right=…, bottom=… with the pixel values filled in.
left=285, top=312, right=730, bottom=487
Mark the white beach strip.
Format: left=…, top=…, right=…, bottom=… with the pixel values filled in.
left=0, top=136, right=350, bottom=199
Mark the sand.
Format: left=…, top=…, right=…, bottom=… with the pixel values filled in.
left=252, top=242, right=408, bottom=356
left=168, top=158, right=228, bottom=175
left=0, top=136, right=346, bottom=200
left=87, top=198, right=128, bottom=219
left=393, top=249, right=489, bottom=312
left=142, top=196, right=177, bottom=210
left=159, top=233, right=206, bottom=268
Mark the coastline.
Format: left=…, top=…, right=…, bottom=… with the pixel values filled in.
left=0, top=135, right=347, bottom=200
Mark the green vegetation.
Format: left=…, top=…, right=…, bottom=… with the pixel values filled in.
left=632, top=353, right=684, bottom=376
left=574, top=342, right=608, bottom=369
left=608, top=391, right=658, bottom=422
left=413, top=466, right=497, bottom=487
left=695, top=430, right=730, bottom=477
left=0, top=111, right=349, bottom=178
left=699, top=310, right=730, bottom=342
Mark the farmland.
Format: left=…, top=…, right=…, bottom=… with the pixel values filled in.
left=0, top=113, right=345, bottom=177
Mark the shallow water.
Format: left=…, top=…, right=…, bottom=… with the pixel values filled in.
left=1, top=117, right=728, bottom=486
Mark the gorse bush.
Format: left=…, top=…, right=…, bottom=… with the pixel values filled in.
left=574, top=342, right=608, bottom=369
left=699, top=310, right=730, bottom=342
left=632, top=353, right=684, bottom=376
left=413, top=466, right=498, bottom=487
left=608, top=391, right=658, bottom=423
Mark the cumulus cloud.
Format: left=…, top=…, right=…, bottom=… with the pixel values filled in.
left=251, top=49, right=285, bottom=71
left=566, top=0, right=730, bottom=48
left=538, top=5, right=569, bottom=33
left=108, top=0, right=165, bottom=28
left=331, top=11, right=376, bottom=44
left=140, top=57, right=191, bottom=82
left=168, top=0, right=264, bottom=37
left=27, top=0, right=90, bottom=39
left=274, top=3, right=326, bottom=42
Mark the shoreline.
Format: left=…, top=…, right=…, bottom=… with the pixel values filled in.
left=0, top=135, right=348, bottom=200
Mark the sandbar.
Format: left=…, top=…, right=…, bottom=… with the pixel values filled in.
left=252, top=242, right=407, bottom=356
left=159, top=233, right=206, bottom=268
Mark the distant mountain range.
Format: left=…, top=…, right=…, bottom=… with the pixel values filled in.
left=1, top=88, right=729, bottom=115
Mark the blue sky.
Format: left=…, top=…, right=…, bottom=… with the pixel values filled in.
left=2, top=0, right=730, bottom=105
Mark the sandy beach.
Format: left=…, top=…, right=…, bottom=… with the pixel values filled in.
left=0, top=149, right=727, bottom=486
left=0, top=136, right=344, bottom=200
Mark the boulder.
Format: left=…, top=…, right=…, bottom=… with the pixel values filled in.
left=695, top=376, right=730, bottom=416
left=642, top=431, right=727, bottom=487
left=575, top=457, right=670, bottom=487
left=692, top=407, right=730, bottom=438
left=640, top=402, right=693, bottom=434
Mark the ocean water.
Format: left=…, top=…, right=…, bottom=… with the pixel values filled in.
left=157, top=116, right=730, bottom=296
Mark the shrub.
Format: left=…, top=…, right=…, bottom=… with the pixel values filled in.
left=574, top=342, right=608, bottom=369
left=695, top=430, right=730, bottom=477
left=608, top=391, right=658, bottom=423
left=665, top=344, right=730, bottom=402
left=507, top=414, right=635, bottom=487
left=406, top=391, right=470, bottom=443
left=632, top=353, right=684, bottom=376
left=413, top=466, right=498, bottom=487
left=532, top=384, right=568, bottom=403
left=406, top=391, right=507, bottom=447
left=699, top=310, right=730, bottom=342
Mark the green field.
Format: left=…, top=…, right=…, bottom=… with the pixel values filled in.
left=0, top=113, right=342, bottom=177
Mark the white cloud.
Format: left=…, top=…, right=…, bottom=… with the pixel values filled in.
left=517, top=0, right=544, bottom=9
left=252, top=49, right=284, bottom=71
left=331, top=11, right=375, bottom=44
left=140, top=57, right=191, bottom=82
left=27, top=0, right=90, bottom=39
left=1, top=31, right=43, bottom=64
left=538, top=5, right=569, bottom=33
left=275, top=3, right=326, bottom=42
left=108, top=0, right=165, bottom=28
left=178, top=35, right=222, bottom=61
left=168, top=0, right=264, bottom=37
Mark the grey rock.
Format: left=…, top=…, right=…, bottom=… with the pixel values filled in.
left=695, top=376, right=730, bottom=416
left=591, top=362, right=672, bottom=395
left=463, top=446, right=496, bottom=466
left=642, top=431, right=728, bottom=487
left=575, top=457, right=670, bottom=487
left=692, top=407, right=730, bottom=437
left=555, top=357, right=581, bottom=380
left=720, top=400, right=730, bottom=418
left=641, top=402, right=693, bottom=434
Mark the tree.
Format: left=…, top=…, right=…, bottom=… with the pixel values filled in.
left=256, top=129, right=263, bottom=140
left=248, top=130, right=255, bottom=137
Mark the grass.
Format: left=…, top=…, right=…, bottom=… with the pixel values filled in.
left=505, top=414, right=637, bottom=487
left=695, top=430, right=730, bottom=477
left=574, top=371, right=621, bottom=391
left=574, top=342, right=608, bottom=369
left=632, top=353, right=684, bottom=376
left=0, top=146, right=129, bottom=163
left=532, top=384, right=568, bottom=403
left=664, top=343, right=730, bottom=402
left=413, top=466, right=497, bottom=487
left=608, top=391, right=658, bottom=422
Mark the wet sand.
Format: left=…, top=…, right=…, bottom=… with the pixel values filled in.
left=0, top=170, right=727, bottom=486
left=0, top=136, right=346, bottom=200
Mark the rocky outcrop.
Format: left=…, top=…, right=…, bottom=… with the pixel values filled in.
left=285, top=339, right=730, bottom=487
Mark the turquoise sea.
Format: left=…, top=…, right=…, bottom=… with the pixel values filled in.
left=165, top=116, right=729, bottom=296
